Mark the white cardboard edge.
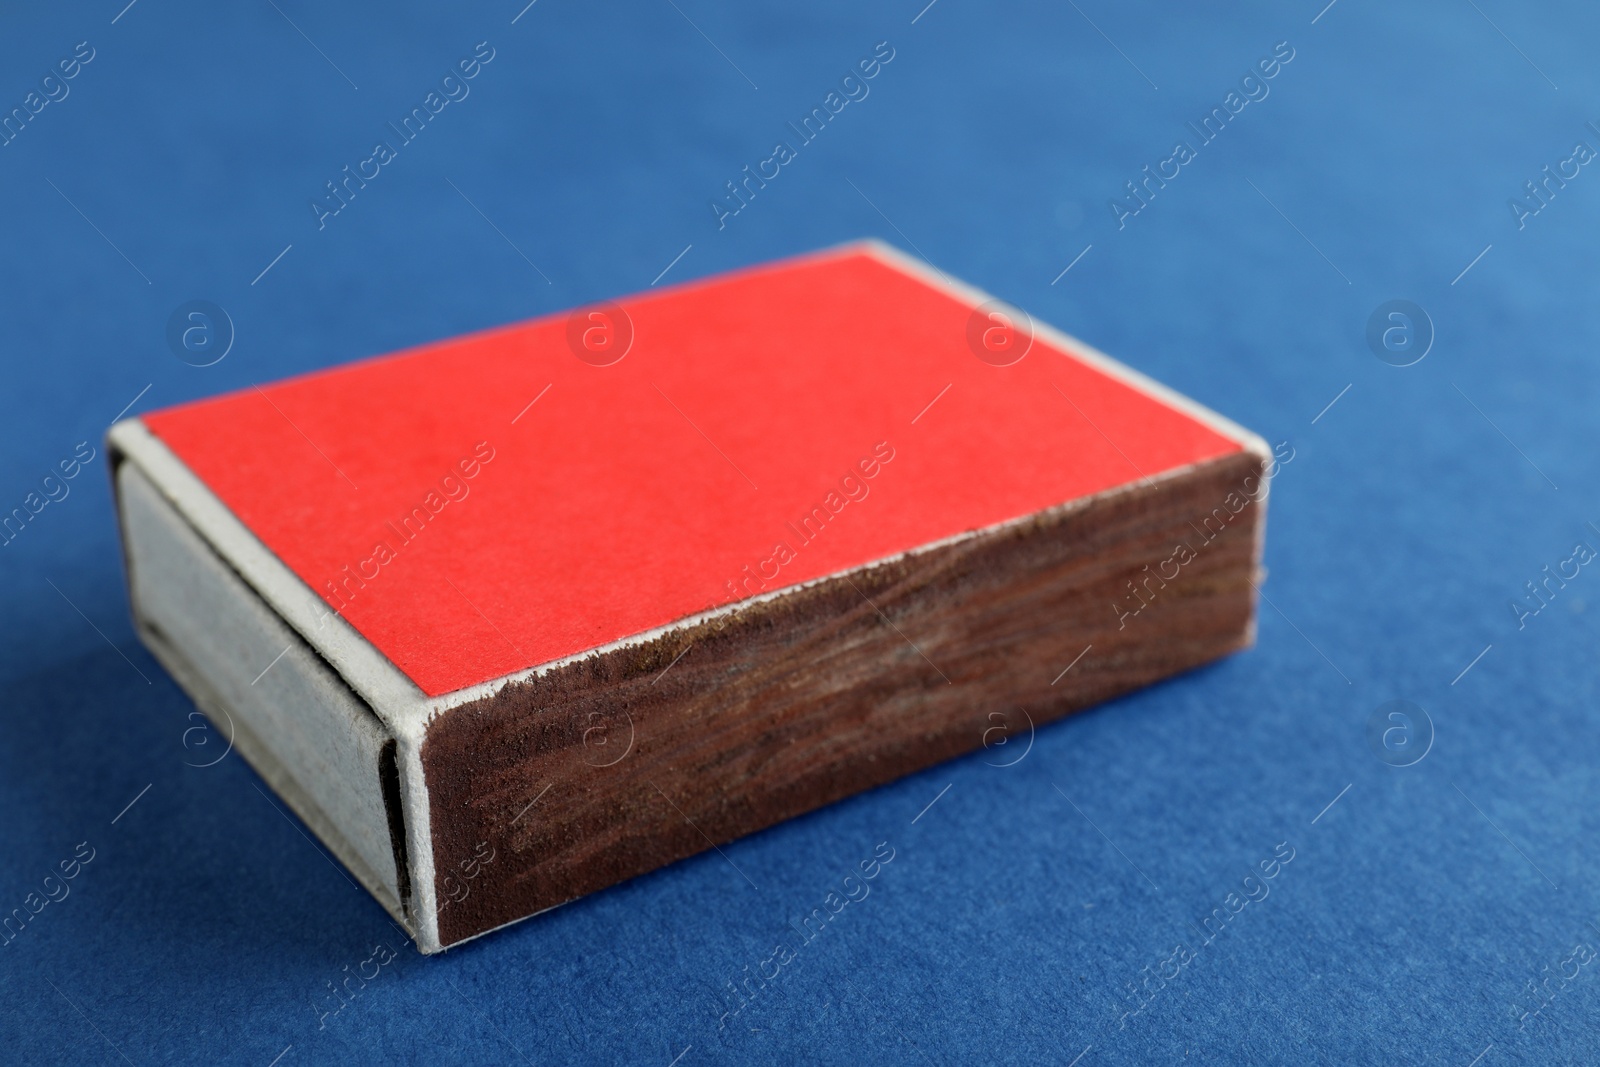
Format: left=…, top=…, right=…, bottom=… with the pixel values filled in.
left=430, top=454, right=1261, bottom=713
left=108, top=240, right=1273, bottom=953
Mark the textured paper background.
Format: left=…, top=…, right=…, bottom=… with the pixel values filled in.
left=1, top=1, right=1597, bottom=1064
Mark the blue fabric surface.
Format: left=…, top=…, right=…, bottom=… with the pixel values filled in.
left=3, top=1, right=1599, bottom=1063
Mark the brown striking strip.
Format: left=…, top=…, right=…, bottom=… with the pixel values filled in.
left=422, top=450, right=1265, bottom=946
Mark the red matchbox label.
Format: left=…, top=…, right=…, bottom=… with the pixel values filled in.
left=143, top=246, right=1243, bottom=696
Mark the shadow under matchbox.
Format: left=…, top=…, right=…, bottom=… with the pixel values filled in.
left=109, top=241, right=1273, bottom=953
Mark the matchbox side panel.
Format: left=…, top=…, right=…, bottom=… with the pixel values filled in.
left=420, top=449, right=1267, bottom=947
left=140, top=246, right=1246, bottom=698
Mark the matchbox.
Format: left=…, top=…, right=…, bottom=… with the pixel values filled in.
left=110, top=241, right=1271, bottom=952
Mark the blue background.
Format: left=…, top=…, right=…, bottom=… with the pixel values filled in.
left=2, top=0, right=1598, bottom=1063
